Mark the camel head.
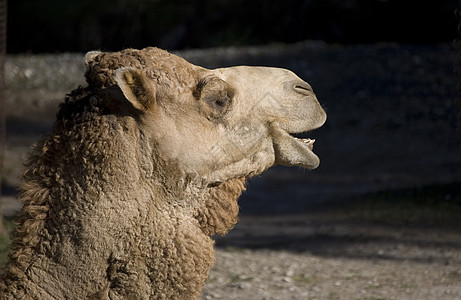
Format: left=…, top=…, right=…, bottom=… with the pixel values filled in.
left=84, top=47, right=326, bottom=189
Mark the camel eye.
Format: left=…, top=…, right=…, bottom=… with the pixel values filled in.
left=194, top=76, right=234, bottom=118
left=204, top=95, right=231, bottom=112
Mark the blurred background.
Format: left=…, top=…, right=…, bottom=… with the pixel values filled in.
left=2, top=1, right=461, bottom=298
left=8, top=0, right=458, bottom=53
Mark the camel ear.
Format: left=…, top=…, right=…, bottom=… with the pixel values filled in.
left=114, top=67, right=156, bottom=111
left=84, top=51, right=101, bottom=66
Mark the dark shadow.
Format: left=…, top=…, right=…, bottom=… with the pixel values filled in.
left=215, top=183, right=461, bottom=264
left=0, top=182, right=18, bottom=197
left=215, top=214, right=461, bottom=264
left=6, top=117, right=53, bottom=138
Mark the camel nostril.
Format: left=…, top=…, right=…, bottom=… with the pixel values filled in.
left=292, top=81, right=313, bottom=95
left=294, top=83, right=312, bottom=92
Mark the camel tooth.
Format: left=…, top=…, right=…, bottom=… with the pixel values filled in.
left=295, top=138, right=315, bottom=150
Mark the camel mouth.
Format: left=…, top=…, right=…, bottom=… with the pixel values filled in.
left=272, top=127, right=320, bottom=169
left=294, top=137, right=315, bottom=151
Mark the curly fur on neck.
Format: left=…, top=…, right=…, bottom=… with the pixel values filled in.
left=195, top=178, right=246, bottom=236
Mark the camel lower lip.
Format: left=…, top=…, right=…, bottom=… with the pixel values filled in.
left=273, top=130, right=320, bottom=169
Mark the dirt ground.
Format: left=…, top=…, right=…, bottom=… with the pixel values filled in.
left=3, top=42, right=461, bottom=299
left=201, top=203, right=461, bottom=300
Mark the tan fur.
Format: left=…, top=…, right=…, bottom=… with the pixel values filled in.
left=0, top=47, right=326, bottom=299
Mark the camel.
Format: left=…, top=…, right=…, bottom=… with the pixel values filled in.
left=0, top=47, right=326, bottom=299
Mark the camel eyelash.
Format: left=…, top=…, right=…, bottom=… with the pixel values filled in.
left=192, top=78, right=209, bottom=100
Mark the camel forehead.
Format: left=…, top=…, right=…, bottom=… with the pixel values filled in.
left=215, top=66, right=299, bottom=81
left=209, top=66, right=305, bottom=94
